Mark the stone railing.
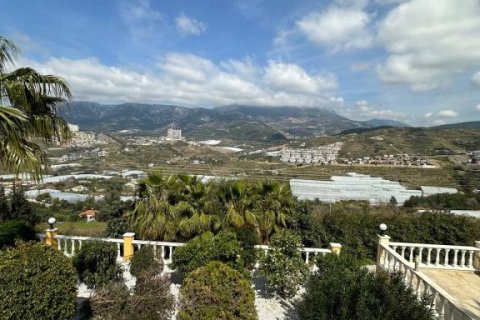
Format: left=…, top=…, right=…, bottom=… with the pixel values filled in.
left=389, top=241, right=480, bottom=271
left=38, top=230, right=341, bottom=266
left=377, top=236, right=479, bottom=319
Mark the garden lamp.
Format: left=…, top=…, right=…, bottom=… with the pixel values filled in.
left=48, top=217, right=56, bottom=230
left=379, top=223, right=387, bottom=236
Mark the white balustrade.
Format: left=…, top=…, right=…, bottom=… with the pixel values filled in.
left=378, top=243, right=477, bottom=320
left=389, top=242, right=480, bottom=271
left=37, top=233, right=335, bottom=267
left=54, top=235, right=123, bottom=258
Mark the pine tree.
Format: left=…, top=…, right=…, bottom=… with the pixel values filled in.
left=0, top=185, right=9, bottom=222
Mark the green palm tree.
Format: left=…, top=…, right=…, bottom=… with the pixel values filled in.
left=255, top=180, right=295, bottom=243
left=0, top=36, right=71, bottom=178
left=217, top=180, right=257, bottom=230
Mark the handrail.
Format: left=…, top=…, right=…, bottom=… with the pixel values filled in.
left=379, top=243, right=477, bottom=319
left=390, top=242, right=480, bottom=251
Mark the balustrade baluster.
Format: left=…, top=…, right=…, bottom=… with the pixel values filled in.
left=444, top=249, right=450, bottom=267
left=435, top=248, right=441, bottom=266
left=427, top=248, right=432, bottom=266
left=57, top=239, right=61, bottom=251
left=418, top=248, right=424, bottom=265
left=117, top=243, right=121, bottom=259
left=453, top=249, right=459, bottom=267
left=409, top=247, right=414, bottom=263
left=467, top=251, right=474, bottom=269
left=460, top=250, right=466, bottom=268
left=71, top=240, right=75, bottom=255
left=305, top=252, right=310, bottom=264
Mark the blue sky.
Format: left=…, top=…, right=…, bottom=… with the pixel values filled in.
left=1, top=0, right=480, bottom=125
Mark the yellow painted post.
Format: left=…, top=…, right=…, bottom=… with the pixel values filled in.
left=376, top=235, right=390, bottom=270
left=474, top=241, right=480, bottom=270
left=123, top=232, right=135, bottom=262
left=329, top=242, right=342, bottom=255
left=45, top=228, right=58, bottom=249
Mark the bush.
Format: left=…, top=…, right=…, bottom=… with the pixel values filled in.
left=178, top=261, right=257, bottom=320
left=73, top=241, right=122, bottom=288
left=130, top=245, right=163, bottom=278
left=0, top=220, right=36, bottom=248
left=0, top=242, right=77, bottom=320
left=291, top=201, right=480, bottom=260
left=260, top=231, right=309, bottom=299
left=90, top=272, right=174, bottom=320
left=234, top=226, right=260, bottom=270
left=297, top=254, right=433, bottom=320
left=172, top=232, right=245, bottom=277
left=104, top=217, right=129, bottom=238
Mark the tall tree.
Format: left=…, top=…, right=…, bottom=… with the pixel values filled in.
left=9, top=186, right=36, bottom=226
left=0, top=36, right=72, bottom=178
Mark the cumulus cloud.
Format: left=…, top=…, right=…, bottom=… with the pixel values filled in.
left=175, top=13, right=206, bottom=36
left=346, top=100, right=407, bottom=121
left=296, top=6, right=373, bottom=51
left=377, top=0, right=480, bottom=90
left=436, top=110, right=458, bottom=118
left=18, top=54, right=341, bottom=108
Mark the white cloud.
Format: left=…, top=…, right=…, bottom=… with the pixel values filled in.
left=473, top=71, right=480, bottom=88
left=377, top=0, right=480, bottom=90
left=346, top=100, right=407, bottom=121
left=296, top=6, right=373, bottom=51
left=175, top=13, right=206, bottom=36
left=18, top=54, right=341, bottom=108
left=119, top=0, right=162, bottom=39
left=263, top=61, right=337, bottom=94
left=436, top=110, right=458, bottom=118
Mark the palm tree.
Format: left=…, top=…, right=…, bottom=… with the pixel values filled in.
left=0, top=36, right=72, bottom=178
left=254, top=180, right=296, bottom=244
left=217, top=180, right=257, bottom=230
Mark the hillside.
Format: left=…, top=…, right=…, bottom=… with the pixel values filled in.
left=333, top=127, right=480, bottom=157
left=62, top=102, right=381, bottom=140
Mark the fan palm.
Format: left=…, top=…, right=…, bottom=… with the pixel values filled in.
left=255, top=180, right=295, bottom=243
left=0, top=36, right=72, bottom=178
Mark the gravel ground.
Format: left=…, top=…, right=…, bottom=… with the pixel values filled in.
left=76, top=262, right=300, bottom=320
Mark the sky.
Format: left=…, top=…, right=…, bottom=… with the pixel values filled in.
left=1, top=0, right=480, bottom=126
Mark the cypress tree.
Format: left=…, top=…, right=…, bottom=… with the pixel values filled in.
left=0, top=186, right=9, bottom=222
left=10, top=187, right=36, bottom=226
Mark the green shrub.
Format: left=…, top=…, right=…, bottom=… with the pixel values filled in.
left=260, top=230, right=309, bottom=299
left=104, top=217, right=129, bottom=238
left=235, top=226, right=260, bottom=270
left=172, top=232, right=245, bottom=277
left=0, top=242, right=77, bottom=320
left=297, top=254, right=433, bottom=320
left=0, top=220, right=36, bottom=248
left=291, top=201, right=480, bottom=260
left=73, top=241, right=122, bottom=288
left=130, top=245, right=163, bottom=278
left=90, top=272, right=174, bottom=320
left=178, top=261, right=257, bottom=320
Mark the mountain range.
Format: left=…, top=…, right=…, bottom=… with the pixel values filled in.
left=62, top=102, right=409, bottom=140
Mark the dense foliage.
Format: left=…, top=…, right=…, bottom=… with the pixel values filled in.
left=130, top=245, right=163, bottom=278
left=90, top=272, right=174, bottom=320
left=172, top=232, right=245, bottom=277
left=260, top=231, right=309, bottom=299
left=297, top=254, right=433, bottom=320
left=73, top=241, right=122, bottom=288
left=291, top=201, right=480, bottom=260
left=404, top=192, right=480, bottom=209
left=0, top=220, right=36, bottom=248
left=126, top=173, right=295, bottom=243
left=0, top=242, right=77, bottom=320
left=104, top=217, right=129, bottom=238
left=178, top=261, right=257, bottom=320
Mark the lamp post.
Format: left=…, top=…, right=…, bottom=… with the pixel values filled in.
left=379, top=223, right=387, bottom=236
left=48, top=217, right=57, bottom=230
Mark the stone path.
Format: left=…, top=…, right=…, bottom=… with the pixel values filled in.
left=422, top=270, right=480, bottom=318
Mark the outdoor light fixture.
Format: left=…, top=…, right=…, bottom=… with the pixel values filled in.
left=48, top=217, right=56, bottom=230
left=379, top=223, right=387, bottom=236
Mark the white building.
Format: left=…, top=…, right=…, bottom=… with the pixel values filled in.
left=166, top=128, right=182, bottom=140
